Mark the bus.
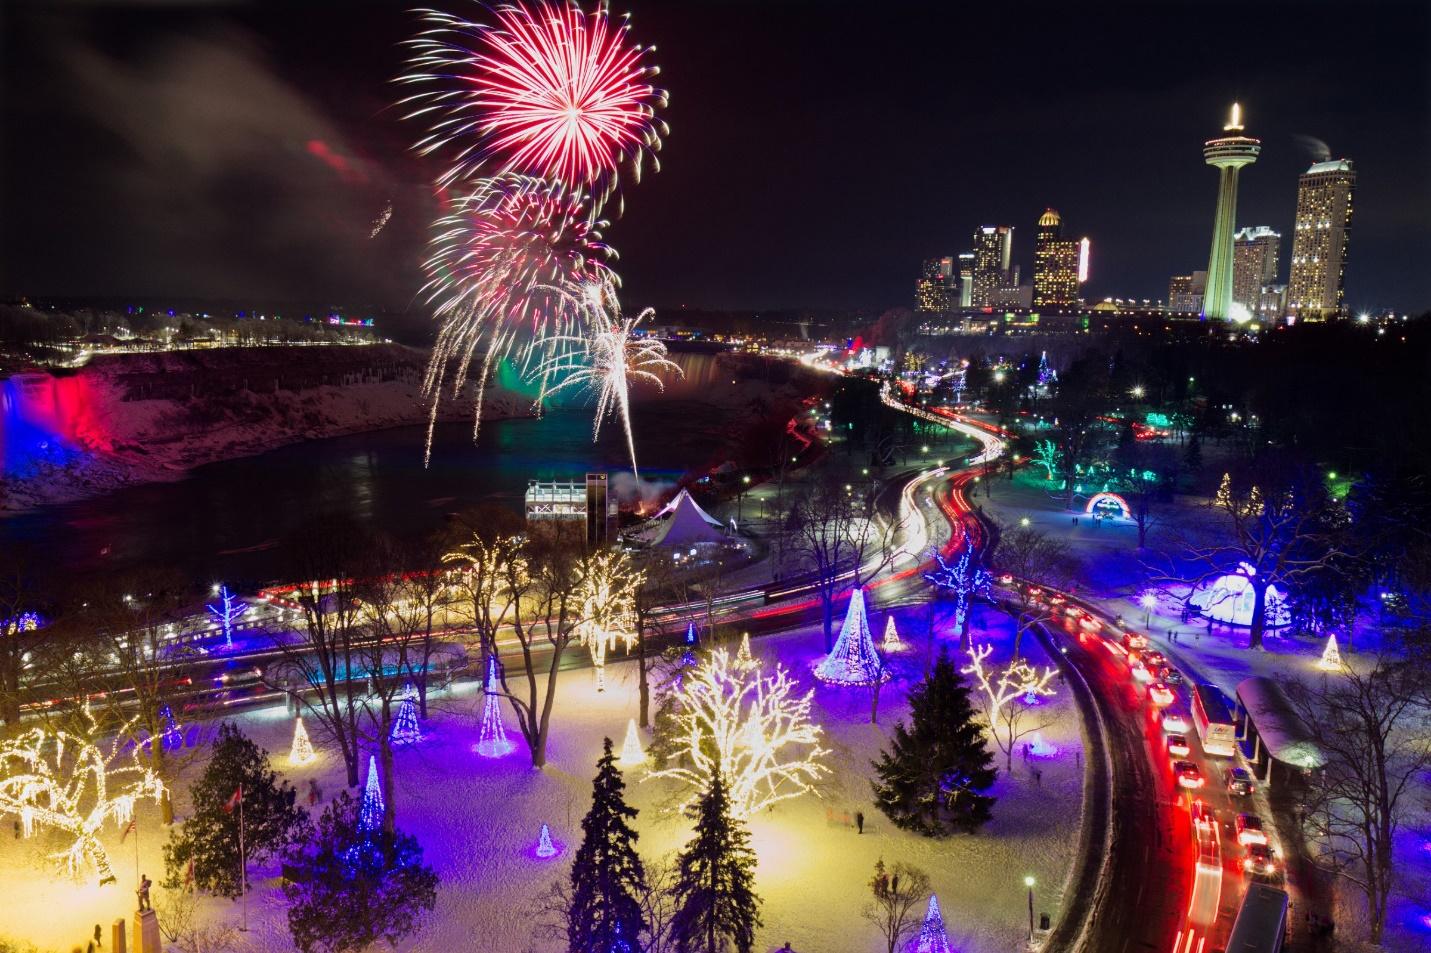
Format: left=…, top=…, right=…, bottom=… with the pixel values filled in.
left=1222, top=883, right=1288, bottom=953
left=1192, top=682, right=1237, bottom=757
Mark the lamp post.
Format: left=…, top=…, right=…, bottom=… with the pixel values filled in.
left=1140, top=592, right=1157, bottom=627
left=1024, top=875, right=1036, bottom=941
left=739, top=475, right=751, bottom=523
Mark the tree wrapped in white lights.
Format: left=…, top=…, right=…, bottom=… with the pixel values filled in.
left=962, top=642, right=1058, bottom=771
left=648, top=648, right=828, bottom=818
left=575, top=550, right=644, bottom=691
left=0, top=707, right=166, bottom=883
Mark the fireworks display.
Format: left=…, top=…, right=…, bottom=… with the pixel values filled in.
left=535, top=278, right=680, bottom=476
left=401, top=1, right=668, bottom=466
left=418, top=174, right=612, bottom=462
left=400, top=1, right=667, bottom=200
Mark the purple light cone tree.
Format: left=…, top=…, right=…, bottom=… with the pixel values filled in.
left=476, top=656, right=514, bottom=758
left=390, top=683, right=422, bottom=746
left=908, top=894, right=953, bottom=953
left=815, top=588, right=888, bottom=686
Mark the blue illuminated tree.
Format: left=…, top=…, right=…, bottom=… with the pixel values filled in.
left=358, top=755, right=384, bottom=835
left=923, top=533, right=991, bottom=650
left=390, top=684, right=421, bottom=746
left=907, top=894, right=953, bottom=953
left=206, top=585, right=249, bottom=649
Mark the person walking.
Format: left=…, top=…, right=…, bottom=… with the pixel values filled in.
left=856, top=811, right=865, bottom=835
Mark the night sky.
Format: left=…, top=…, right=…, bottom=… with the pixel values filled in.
left=3, top=0, right=1429, bottom=322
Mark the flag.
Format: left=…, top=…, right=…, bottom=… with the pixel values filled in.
left=119, top=818, right=136, bottom=843
left=224, top=785, right=243, bottom=814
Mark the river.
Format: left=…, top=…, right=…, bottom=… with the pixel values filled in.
left=0, top=350, right=744, bottom=585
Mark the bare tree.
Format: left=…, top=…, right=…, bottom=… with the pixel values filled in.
left=493, top=524, right=583, bottom=769
left=1162, top=461, right=1350, bottom=649
left=1285, top=647, right=1431, bottom=945
left=990, top=525, right=1072, bottom=657
left=862, top=858, right=931, bottom=953
left=1111, top=440, right=1178, bottom=550
left=787, top=463, right=899, bottom=650
left=265, top=519, right=374, bottom=788
left=72, top=567, right=196, bottom=822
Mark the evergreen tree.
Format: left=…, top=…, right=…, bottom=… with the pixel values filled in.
left=1183, top=432, right=1203, bottom=475
left=163, top=722, right=310, bottom=897
left=669, top=773, right=762, bottom=953
left=871, top=650, right=996, bottom=836
left=282, top=792, right=438, bottom=953
left=568, top=738, right=648, bottom=953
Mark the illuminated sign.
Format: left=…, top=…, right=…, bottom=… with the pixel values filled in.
left=1077, top=237, right=1091, bottom=283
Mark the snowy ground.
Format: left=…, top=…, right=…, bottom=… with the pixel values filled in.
left=0, top=603, right=1087, bottom=953
left=978, top=463, right=1431, bottom=951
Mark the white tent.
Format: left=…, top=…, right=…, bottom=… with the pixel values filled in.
left=640, top=489, right=728, bottom=548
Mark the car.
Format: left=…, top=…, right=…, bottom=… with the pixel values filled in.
left=1167, top=734, right=1191, bottom=758
left=1163, top=668, right=1185, bottom=685
left=1243, top=843, right=1278, bottom=876
left=1226, top=766, right=1256, bottom=796
left=1160, top=709, right=1191, bottom=733
left=1142, top=651, right=1167, bottom=669
left=1064, top=605, right=1082, bottom=618
left=1123, top=632, right=1149, bottom=650
left=998, top=574, right=1014, bottom=586
left=1130, top=661, right=1154, bottom=683
left=1235, top=813, right=1268, bottom=846
left=1149, top=682, right=1176, bottom=706
left=1173, top=760, right=1205, bottom=789
left=1079, top=615, right=1101, bottom=632
left=1049, top=594, right=1066, bottom=605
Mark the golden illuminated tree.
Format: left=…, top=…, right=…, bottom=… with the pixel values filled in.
left=962, top=642, right=1058, bottom=772
left=648, top=649, right=828, bottom=818
left=575, top=549, right=644, bottom=691
left=0, top=706, right=166, bottom=884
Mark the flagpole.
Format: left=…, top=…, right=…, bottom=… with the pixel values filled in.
left=239, top=783, right=248, bottom=932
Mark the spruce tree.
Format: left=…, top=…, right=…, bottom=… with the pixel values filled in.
left=871, top=650, right=996, bottom=836
left=670, top=773, right=762, bottom=953
left=568, top=738, right=648, bottom=953
left=282, top=792, right=438, bottom=953
left=163, top=722, right=310, bottom=897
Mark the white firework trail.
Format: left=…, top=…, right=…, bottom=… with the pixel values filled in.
left=535, top=278, right=680, bottom=478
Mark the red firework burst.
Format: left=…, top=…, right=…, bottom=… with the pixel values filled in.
left=402, top=1, right=667, bottom=202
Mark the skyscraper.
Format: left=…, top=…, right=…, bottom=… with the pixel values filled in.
left=956, top=252, right=975, bottom=308
left=916, top=257, right=954, bottom=312
left=1286, top=159, right=1355, bottom=321
left=971, top=226, right=1013, bottom=306
left=1168, top=271, right=1207, bottom=314
left=1201, top=103, right=1261, bottom=320
left=1232, top=226, right=1280, bottom=315
left=1033, top=209, right=1079, bottom=308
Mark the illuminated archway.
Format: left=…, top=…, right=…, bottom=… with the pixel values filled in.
left=1085, top=492, right=1131, bottom=520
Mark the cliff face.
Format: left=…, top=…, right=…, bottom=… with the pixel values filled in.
left=0, top=344, right=528, bottom=510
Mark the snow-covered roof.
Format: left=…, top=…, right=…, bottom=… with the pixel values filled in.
left=1235, top=676, right=1325, bottom=770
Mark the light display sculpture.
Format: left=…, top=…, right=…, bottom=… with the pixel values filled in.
left=814, top=587, right=888, bottom=686
left=390, top=683, right=422, bottom=746
left=882, top=615, right=903, bottom=652
left=535, top=822, right=559, bottom=858
left=358, top=755, right=384, bottom=834
left=924, top=535, right=991, bottom=638
left=618, top=718, right=645, bottom=768
left=1317, top=633, right=1343, bottom=671
left=962, top=642, right=1057, bottom=715
left=289, top=716, right=317, bottom=767
left=476, top=656, right=515, bottom=757
left=907, top=894, right=953, bottom=953
left=734, top=632, right=756, bottom=670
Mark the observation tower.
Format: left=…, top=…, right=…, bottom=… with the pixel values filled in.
left=1202, top=103, right=1261, bottom=321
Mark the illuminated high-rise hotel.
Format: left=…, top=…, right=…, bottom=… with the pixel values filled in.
left=1201, top=103, right=1261, bottom=320
left=1033, top=209, right=1080, bottom=308
left=1286, top=159, right=1355, bottom=321
left=916, top=256, right=954, bottom=312
left=1232, top=226, right=1280, bottom=315
left=971, top=226, right=1013, bottom=307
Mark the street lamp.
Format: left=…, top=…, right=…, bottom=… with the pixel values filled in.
left=1024, top=876, right=1036, bottom=940
left=1140, top=592, right=1157, bottom=626
left=1020, top=517, right=1031, bottom=527
left=739, top=475, right=751, bottom=522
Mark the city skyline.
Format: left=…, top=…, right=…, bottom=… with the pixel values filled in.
left=2, top=1, right=1428, bottom=319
